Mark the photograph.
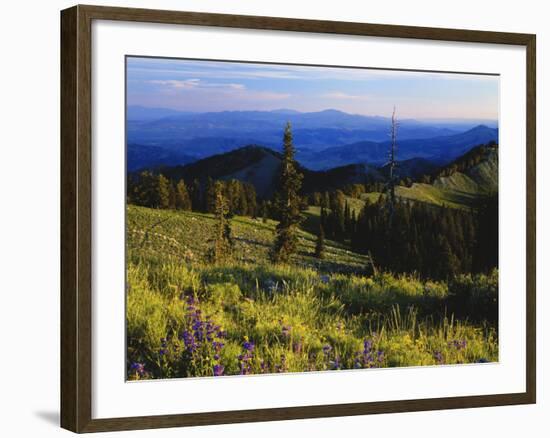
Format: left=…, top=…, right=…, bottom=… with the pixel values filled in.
left=125, top=56, right=499, bottom=380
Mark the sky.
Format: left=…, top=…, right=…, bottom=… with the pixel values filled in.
left=126, top=57, right=499, bottom=120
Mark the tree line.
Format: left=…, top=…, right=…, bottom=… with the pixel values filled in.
left=127, top=173, right=257, bottom=217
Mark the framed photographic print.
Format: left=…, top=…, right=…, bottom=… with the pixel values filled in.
left=60, top=4, right=536, bottom=433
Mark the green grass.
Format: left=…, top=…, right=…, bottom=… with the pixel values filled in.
left=128, top=205, right=370, bottom=274
left=359, top=185, right=479, bottom=210
left=126, top=205, right=498, bottom=379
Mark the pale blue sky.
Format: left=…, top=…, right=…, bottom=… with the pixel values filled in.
left=126, top=57, right=499, bottom=120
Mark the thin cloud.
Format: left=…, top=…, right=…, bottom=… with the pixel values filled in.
left=323, top=92, right=371, bottom=101
left=129, top=58, right=498, bottom=83
left=148, top=79, right=245, bottom=90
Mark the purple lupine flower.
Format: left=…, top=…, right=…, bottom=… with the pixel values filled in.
left=434, top=351, right=444, bottom=364
left=181, top=330, right=197, bottom=353
left=363, top=339, right=372, bottom=353
left=243, top=341, right=255, bottom=352
left=212, top=341, right=224, bottom=352
left=130, top=362, right=145, bottom=376
left=213, top=364, right=225, bottom=376
left=322, top=344, right=332, bottom=354
left=449, top=339, right=468, bottom=350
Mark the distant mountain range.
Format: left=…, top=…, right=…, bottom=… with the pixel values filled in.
left=128, top=124, right=498, bottom=172
left=127, top=144, right=197, bottom=172
left=145, top=140, right=497, bottom=202
left=305, top=125, right=498, bottom=169
left=127, top=107, right=498, bottom=169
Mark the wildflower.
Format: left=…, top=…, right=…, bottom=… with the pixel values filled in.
left=322, top=344, right=332, bottom=354
left=449, top=339, right=467, bottom=350
left=213, top=364, right=224, bottom=376
left=363, top=339, right=373, bottom=353
left=181, top=330, right=197, bottom=353
left=434, top=351, right=444, bottom=364
left=243, top=341, right=255, bottom=352
left=212, top=341, right=224, bottom=352
left=130, top=362, right=146, bottom=377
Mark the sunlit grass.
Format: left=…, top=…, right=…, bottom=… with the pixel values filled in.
left=126, top=205, right=498, bottom=380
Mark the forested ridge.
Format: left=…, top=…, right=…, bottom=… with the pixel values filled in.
left=127, top=137, right=498, bottom=280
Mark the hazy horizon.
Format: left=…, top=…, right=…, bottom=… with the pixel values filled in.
left=127, top=104, right=498, bottom=124
left=127, top=57, right=499, bottom=120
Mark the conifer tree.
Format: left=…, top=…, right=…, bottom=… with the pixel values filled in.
left=157, top=174, right=171, bottom=209
left=271, top=122, right=303, bottom=263
left=315, top=224, right=325, bottom=259
left=205, top=177, right=217, bottom=213
left=209, top=182, right=233, bottom=263
left=190, top=178, right=202, bottom=211
left=132, top=171, right=159, bottom=207
left=168, top=182, right=177, bottom=209
left=175, top=179, right=192, bottom=210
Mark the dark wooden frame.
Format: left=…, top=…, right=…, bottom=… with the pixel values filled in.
left=61, top=4, right=536, bottom=433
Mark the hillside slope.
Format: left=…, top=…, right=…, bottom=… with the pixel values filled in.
left=154, top=145, right=383, bottom=198
left=395, top=146, right=498, bottom=208
left=127, top=205, right=370, bottom=274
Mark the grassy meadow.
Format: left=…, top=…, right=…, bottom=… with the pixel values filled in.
left=126, top=205, right=498, bottom=380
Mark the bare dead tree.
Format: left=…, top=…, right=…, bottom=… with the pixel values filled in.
left=386, top=107, right=399, bottom=219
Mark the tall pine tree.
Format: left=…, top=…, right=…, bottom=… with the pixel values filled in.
left=157, top=174, right=171, bottom=209
left=315, top=224, right=325, bottom=259
left=271, top=122, right=303, bottom=263
left=175, top=179, right=192, bottom=210
left=208, top=182, right=233, bottom=263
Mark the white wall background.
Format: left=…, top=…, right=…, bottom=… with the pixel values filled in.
left=0, top=0, right=546, bottom=437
